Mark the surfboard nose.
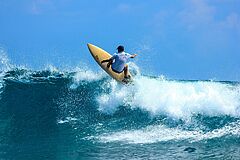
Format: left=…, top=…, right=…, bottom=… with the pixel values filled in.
left=87, top=43, right=94, bottom=49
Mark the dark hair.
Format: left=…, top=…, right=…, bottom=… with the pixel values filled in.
left=117, top=45, right=124, bottom=53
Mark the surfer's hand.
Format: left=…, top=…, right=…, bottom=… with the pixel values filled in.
left=107, top=63, right=111, bottom=68
left=131, top=54, right=137, bottom=58
left=101, top=60, right=109, bottom=64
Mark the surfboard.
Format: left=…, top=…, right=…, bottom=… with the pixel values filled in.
left=87, top=43, right=132, bottom=84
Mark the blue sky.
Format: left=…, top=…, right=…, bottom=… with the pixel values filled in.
left=0, top=0, right=240, bottom=80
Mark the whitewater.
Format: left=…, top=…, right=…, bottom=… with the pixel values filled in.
left=0, top=53, right=240, bottom=159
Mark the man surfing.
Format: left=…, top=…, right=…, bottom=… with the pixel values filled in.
left=101, top=45, right=137, bottom=81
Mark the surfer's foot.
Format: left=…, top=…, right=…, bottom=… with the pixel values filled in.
left=122, top=75, right=132, bottom=84
left=124, top=75, right=131, bottom=79
left=122, top=78, right=129, bottom=83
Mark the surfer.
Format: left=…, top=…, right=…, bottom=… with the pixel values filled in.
left=101, top=45, right=137, bottom=79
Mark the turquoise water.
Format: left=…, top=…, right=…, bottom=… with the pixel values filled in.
left=0, top=68, right=240, bottom=159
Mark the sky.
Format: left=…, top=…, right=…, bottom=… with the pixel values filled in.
left=0, top=0, right=240, bottom=81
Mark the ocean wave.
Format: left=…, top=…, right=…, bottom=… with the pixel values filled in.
left=0, top=66, right=240, bottom=148
left=1, top=67, right=240, bottom=120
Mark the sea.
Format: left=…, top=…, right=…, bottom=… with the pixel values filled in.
left=0, top=53, right=240, bottom=159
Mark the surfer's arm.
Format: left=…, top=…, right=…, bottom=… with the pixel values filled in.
left=125, top=52, right=137, bottom=59
left=101, top=58, right=114, bottom=68
left=101, top=59, right=112, bottom=64
left=130, top=54, right=137, bottom=58
left=101, top=55, right=116, bottom=64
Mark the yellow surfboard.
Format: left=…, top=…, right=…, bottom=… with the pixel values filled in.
left=87, top=43, right=132, bottom=84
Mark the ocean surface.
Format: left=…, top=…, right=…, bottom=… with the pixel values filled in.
left=0, top=61, right=240, bottom=159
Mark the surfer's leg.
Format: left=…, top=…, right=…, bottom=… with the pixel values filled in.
left=124, top=65, right=129, bottom=78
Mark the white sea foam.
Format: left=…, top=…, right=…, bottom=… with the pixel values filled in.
left=0, top=47, right=12, bottom=71
left=70, top=68, right=106, bottom=89
left=0, top=72, right=5, bottom=97
left=57, top=117, right=78, bottom=124
left=0, top=47, right=12, bottom=97
left=98, top=76, right=240, bottom=119
left=44, top=64, right=59, bottom=72
left=98, top=120, right=240, bottom=144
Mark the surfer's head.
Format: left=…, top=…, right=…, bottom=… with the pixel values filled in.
left=117, top=45, right=124, bottom=53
